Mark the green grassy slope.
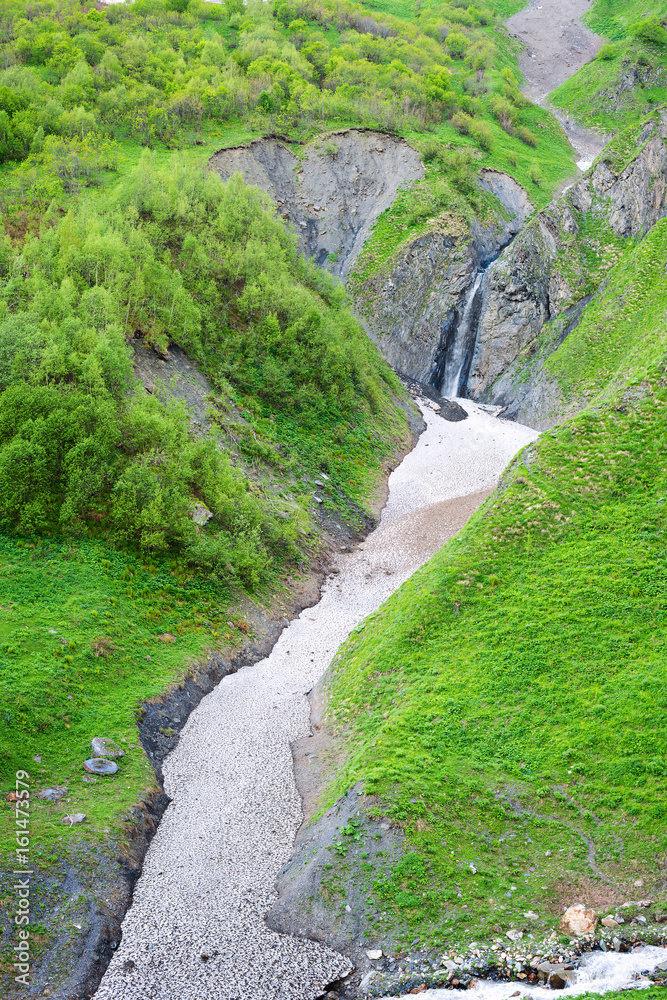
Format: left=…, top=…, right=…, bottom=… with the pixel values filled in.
left=321, top=363, right=667, bottom=952
left=551, top=1, right=667, bottom=130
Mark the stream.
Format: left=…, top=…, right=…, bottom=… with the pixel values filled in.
left=392, top=946, right=667, bottom=1000
left=95, top=399, right=538, bottom=999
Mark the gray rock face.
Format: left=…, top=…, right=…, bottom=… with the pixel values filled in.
left=466, top=113, right=667, bottom=424
left=209, top=129, right=424, bottom=280
left=352, top=170, right=533, bottom=388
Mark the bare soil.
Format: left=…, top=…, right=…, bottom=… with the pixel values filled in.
left=505, top=0, right=608, bottom=165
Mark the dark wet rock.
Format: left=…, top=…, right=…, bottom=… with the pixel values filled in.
left=438, top=399, right=468, bottom=422
left=537, top=962, right=576, bottom=989
left=83, top=758, right=119, bottom=776
left=91, top=737, right=125, bottom=759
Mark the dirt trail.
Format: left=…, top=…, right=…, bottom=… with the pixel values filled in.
left=505, top=0, right=607, bottom=167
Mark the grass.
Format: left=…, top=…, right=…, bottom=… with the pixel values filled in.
left=0, top=532, right=254, bottom=865
left=585, top=1, right=667, bottom=41
left=551, top=0, right=667, bottom=130
left=320, top=366, right=667, bottom=951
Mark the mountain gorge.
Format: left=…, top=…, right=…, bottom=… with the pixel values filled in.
left=1, top=0, right=667, bottom=998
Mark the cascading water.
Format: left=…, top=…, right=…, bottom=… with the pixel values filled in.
left=438, top=272, right=484, bottom=399
left=383, top=946, right=667, bottom=1000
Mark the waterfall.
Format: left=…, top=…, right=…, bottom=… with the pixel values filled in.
left=438, top=272, right=484, bottom=398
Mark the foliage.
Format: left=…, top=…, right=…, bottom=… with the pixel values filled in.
left=0, top=156, right=407, bottom=583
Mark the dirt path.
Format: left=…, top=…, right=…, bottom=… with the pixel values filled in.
left=505, top=0, right=608, bottom=167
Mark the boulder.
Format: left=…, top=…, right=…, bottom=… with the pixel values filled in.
left=91, top=737, right=125, bottom=759
left=558, top=903, right=598, bottom=937
left=38, top=786, right=68, bottom=801
left=438, top=399, right=468, bottom=422
left=537, top=962, right=576, bottom=989
left=601, top=916, right=620, bottom=928
left=83, top=758, right=118, bottom=776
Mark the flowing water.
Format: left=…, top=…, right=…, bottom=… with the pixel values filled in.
left=389, top=946, right=667, bottom=1000
left=440, top=273, right=484, bottom=398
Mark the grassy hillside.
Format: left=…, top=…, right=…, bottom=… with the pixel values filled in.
left=321, top=360, right=667, bottom=953
left=316, top=160, right=667, bottom=952
left=551, top=1, right=667, bottom=130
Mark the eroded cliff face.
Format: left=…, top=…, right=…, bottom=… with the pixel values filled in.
left=209, top=129, right=424, bottom=280
left=466, top=112, right=667, bottom=426
left=349, top=169, right=534, bottom=387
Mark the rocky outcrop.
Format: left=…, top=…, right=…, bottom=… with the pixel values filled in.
left=466, top=111, right=667, bottom=423
left=209, top=129, right=424, bottom=280
left=351, top=170, right=533, bottom=387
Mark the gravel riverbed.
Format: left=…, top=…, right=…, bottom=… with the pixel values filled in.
left=95, top=399, right=537, bottom=1000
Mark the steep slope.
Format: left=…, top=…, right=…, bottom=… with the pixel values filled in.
left=269, top=340, right=667, bottom=999
left=210, top=130, right=424, bottom=280
left=466, top=109, right=667, bottom=425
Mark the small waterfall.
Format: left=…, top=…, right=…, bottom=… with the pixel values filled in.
left=438, top=272, right=484, bottom=398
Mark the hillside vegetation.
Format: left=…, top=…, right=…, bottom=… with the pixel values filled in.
left=314, top=126, right=667, bottom=957
left=552, top=0, right=667, bottom=130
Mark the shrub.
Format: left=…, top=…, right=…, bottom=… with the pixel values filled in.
left=490, top=94, right=514, bottom=133
left=517, top=125, right=538, bottom=147
left=597, top=43, right=617, bottom=61
left=451, top=110, right=473, bottom=135
left=445, top=31, right=468, bottom=59
left=470, top=119, right=494, bottom=151
left=529, top=162, right=543, bottom=186
left=630, top=16, right=667, bottom=47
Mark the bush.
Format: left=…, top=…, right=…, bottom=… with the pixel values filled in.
left=470, top=118, right=494, bottom=151
left=529, top=162, right=543, bottom=187
left=597, top=43, right=617, bottom=61
left=630, top=16, right=667, bottom=47
left=517, top=125, right=538, bottom=147
left=445, top=31, right=468, bottom=59
left=451, top=110, right=473, bottom=135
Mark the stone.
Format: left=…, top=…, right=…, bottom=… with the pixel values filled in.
left=506, top=929, right=523, bottom=941
left=438, top=399, right=468, bottom=422
left=601, top=916, right=620, bottom=928
left=633, top=914, right=647, bottom=925
left=83, top=758, right=118, bottom=776
left=523, top=911, right=539, bottom=922
left=158, top=633, right=177, bottom=643
left=366, top=949, right=382, bottom=960
left=33, top=754, right=41, bottom=763
left=537, top=962, right=576, bottom=989
left=191, top=503, right=213, bottom=527
left=38, top=786, right=68, bottom=801
left=634, top=879, right=644, bottom=888
left=558, top=903, right=598, bottom=937
left=91, top=737, right=125, bottom=759
left=62, top=813, right=86, bottom=825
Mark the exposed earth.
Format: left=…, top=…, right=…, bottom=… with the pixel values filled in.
left=505, top=0, right=607, bottom=166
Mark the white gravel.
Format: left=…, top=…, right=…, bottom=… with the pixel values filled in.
left=95, top=400, right=537, bottom=1000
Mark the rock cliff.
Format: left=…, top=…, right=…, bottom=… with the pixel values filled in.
left=348, top=169, right=533, bottom=388
left=466, top=111, right=667, bottom=426
left=209, top=129, right=424, bottom=280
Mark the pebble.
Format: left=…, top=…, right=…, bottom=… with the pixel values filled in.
left=367, top=949, right=383, bottom=960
